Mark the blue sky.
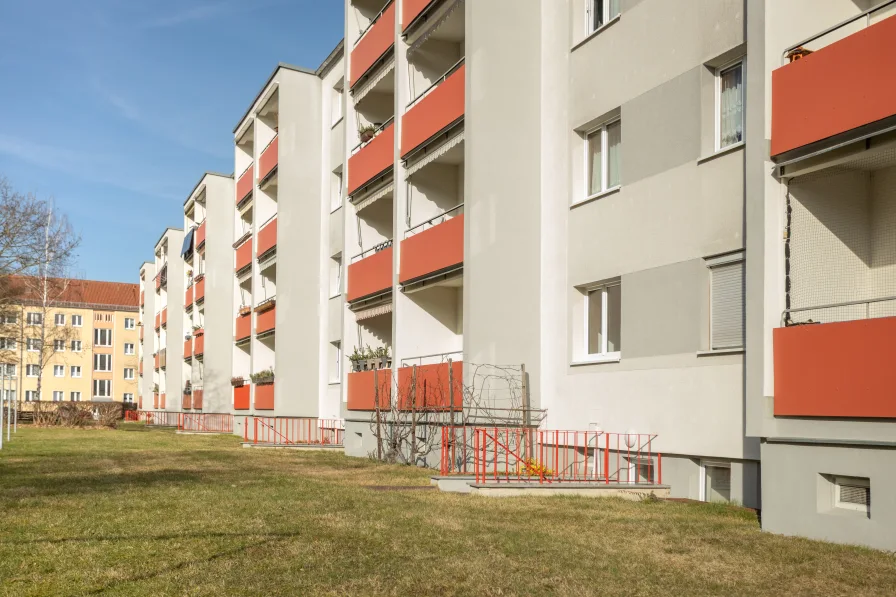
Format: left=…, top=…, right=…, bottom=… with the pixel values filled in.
left=0, top=0, right=344, bottom=283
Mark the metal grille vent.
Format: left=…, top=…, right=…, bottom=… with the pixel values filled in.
left=839, top=484, right=870, bottom=507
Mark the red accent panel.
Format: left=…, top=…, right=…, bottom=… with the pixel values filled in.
left=350, top=2, right=395, bottom=86
left=347, top=123, right=394, bottom=195
left=195, top=277, right=205, bottom=302
left=347, top=246, right=393, bottom=302
left=194, top=332, right=204, bottom=356
left=771, top=15, right=896, bottom=156
left=234, top=385, right=250, bottom=410
left=192, top=389, right=203, bottom=410
left=196, top=220, right=206, bottom=247
left=258, top=135, right=279, bottom=180
left=397, top=361, right=462, bottom=410
left=401, top=65, right=465, bottom=157
left=347, top=370, right=392, bottom=411
left=236, top=166, right=253, bottom=203
left=402, top=0, right=434, bottom=31
left=140, top=291, right=144, bottom=306
left=154, top=313, right=160, bottom=329
left=183, top=339, right=191, bottom=359
left=154, top=354, right=159, bottom=370
left=182, top=392, right=191, bottom=410
left=399, top=215, right=463, bottom=283
left=161, top=308, right=167, bottom=327
left=257, top=217, right=277, bottom=256
left=235, top=238, right=253, bottom=272
left=774, top=317, right=896, bottom=418
left=184, top=287, right=193, bottom=307
left=235, top=314, right=252, bottom=341
left=160, top=393, right=166, bottom=409
left=256, top=307, right=275, bottom=334
left=153, top=393, right=159, bottom=409
left=255, top=383, right=274, bottom=410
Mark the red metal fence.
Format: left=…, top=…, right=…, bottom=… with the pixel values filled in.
left=462, top=428, right=660, bottom=485
left=124, top=410, right=140, bottom=422
left=178, top=413, right=234, bottom=434
left=139, top=411, right=180, bottom=427
left=244, top=417, right=345, bottom=446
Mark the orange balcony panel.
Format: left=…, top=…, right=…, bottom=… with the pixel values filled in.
left=235, top=239, right=253, bottom=272
left=774, top=317, right=896, bottom=418
left=183, top=338, right=192, bottom=358
left=161, top=308, right=167, bottom=327
left=347, top=123, right=394, bottom=195
left=256, top=307, right=275, bottom=335
left=140, top=326, right=144, bottom=341
left=193, top=389, right=203, bottom=410
left=154, top=313, right=160, bottom=329
left=347, top=246, right=393, bottom=302
left=771, top=16, right=896, bottom=156
left=259, top=136, right=278, bottom=181
left=397, top=360, right=463, bottom=410
left=399, top=214, right=463, bottom=284
left=140, top=291, right=144, bottom=306
left=138, top=396, right=142, bottom=409
left=195, top=277, right=205, bottom=302
left=257, top=217, right=277, bottom=257
left=196, top=220, right=206, bottom=247
left=254, top=383, right=275, bottom=410
left=236, top=165, right=253, bottom=204
left=153, top=393, right=159, bottom=409
left=350, top=1, right=395, bottom=87
left=154, top=354, right=159, bottom=369
left=160, top=393, right=166, bottom=409
left=401, top=64, right=465, bottom=157
left=235, top=314, right=252, bottom=341
left=194, top=332, right=204, bottom=356
left=347, top=370, right=392, bottom=411
left=402, top=0, right=434, bottom=31
left=234, top=384, right=250, bottom=410
left=182, top=392, right=191, bottom=410
left=185, top=287, right=193, bottom=308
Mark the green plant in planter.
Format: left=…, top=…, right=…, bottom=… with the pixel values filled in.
left=231, top=376, right=245, bottom=387
left=349, top=347, right=365, bottom=372
left=375, top=345, right=390, bottom=369
left=251, top=367, right=275, bottom=385
left=152, top=384, right=159, bottom=393
left=358, top=124, right=377, bottom=143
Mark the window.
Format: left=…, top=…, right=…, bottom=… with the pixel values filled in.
left=27, top=338, right=41, bottom=352
left=93, top=379, right=111, bottom=399
left=708, top=255, right=744, bottom=350
left=54, top=339, right=65, bottom=352
left=70, top=391, right=81, bottom=402
left=834, top=476, right=871, bottom=515
left=331, top=170, right=343, bottom=212
left=331, top=81, right=344, bottom=125
left=71, top=314, right=82, bottom=327
left=585, top=120, right=621, bottom=200
left=54, top=365, right=64, bottom=378
left=2, top=364, right=16, bottom=377
left=1, top=313, right=17, bottom=325
left=71, top=340, right=82, bottom=352
left=26, top=312, right=42, bottom=325
left=94, top=328, right=112, bottom=347
left=71, top=366, right=82, bottom=378
left=0, top=337, right=15, bottom=350
left=585, top=282, right=622, bottom=359
left=124, top=317, right=135, bottom=330
left=586, top=0, right=620, bottom=34
left=717, top=61, right=744, bottom=150
left=53, top=390, right=64, bottom=402
left=330, top=256, right=342, bottom=297
left=94, top=354, right=112, bottom=372
left=25, top=390, right=39, bottom=402
left=701, top=461, right=731, bottom=503
left=54, top=313, right=65, bottom=326
left=26, top=364, right=39, bottom=377
left=124, top=343, right=135, bottom=355
left=123, top=393, right=134, bottom=403
left=123, top=368, right=135, bottom=380
left=4, top=389, right=16, bottom=401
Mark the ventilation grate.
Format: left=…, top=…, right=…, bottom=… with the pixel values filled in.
left=839, top=484, right=871, bottom=507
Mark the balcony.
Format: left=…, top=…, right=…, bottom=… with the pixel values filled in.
left=182, top=391, right=191, bottom=410
left=236, top=164, right=254, bottom=205
left=160, top=393, right=166, bottom=409
left=154, top=353, right=159, bottom=370
left=771, top=12, right=896, bottom=157
left=774, top=316, right=896, bottom=418
left=183, top=337, right=192, bottom=359
left=161, top=308, right=167, bottom=328
left=196, top=220, right=206, bottom=248
left=350, top=1, right=395, bottom=87
left=195, top=275, right=205, bottom=303
left=153, top=392, right=159, bottom=408
left=193, top=387, right=203, bottom=410
left=402, top=62, right=465, bottom=157
left=348, top=121, right=394, bottom=195
left=155, top=274, right=161, bottom=290
left=346, top=369, right=392, bottom=410
left=235, top=312, right=252, bottom=342
left=194, top=330, right=204, bottom=357
left=184, top=286, right=193, bottom=308
left=259, top=135, right=278, bottom=182
left=257, top=216, right=277, bottom=259
left=234, top=383, right=250, bottom=410
left=402, top=0, right=435, bottom=31
left=397, top=360, right=462, bottom=410
left=235, top=237, right=253, bottom=273
left=159, top=348, right=167, bottom=369
left=400, top=212, right=463, bottom=284
left=256, top=302, right=275, bottom=336
left=347, top=244, right=393, bottom=302
left=254, top=382, right=274, bottom=410
left=154, top=313, right=160, bottom=330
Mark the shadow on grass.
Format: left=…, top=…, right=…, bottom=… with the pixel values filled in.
left=1, top=469, right=209, bottom=499
left=3, top=529, right=305, bottom=546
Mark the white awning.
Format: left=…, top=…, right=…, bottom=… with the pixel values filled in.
left=355, top=302, right=393, bottom=321
left=407, top=0, right=464, bottom=58
left=353, top=57, right=395, bottom=104
left=405, top=130, right=465, bottom=178
left=353, top=181, right=394, bottom=212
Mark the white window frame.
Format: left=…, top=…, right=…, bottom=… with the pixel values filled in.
left=26, top=364, right=39, bottom=377
left=582, top=118, right=621, bottom=203
left=833, top=476, right=870, bottom=514
left=123, top=392, right=134, bottom=403
left=585, top=0, right=620, bottom=35
left=70, top=391, right=81, bottom=402
left=124, top=317, right=135, bottom=330
left=71, top=314, right=83, bottom=327
left=54, top=313, right=65, bottom=326
left=52, top=390, right=64, bottom=402
left=714, top=59, right=745, bottom=152
left=26, top=338, right=40, bottom=352
left=93, top=379, right=112, bottom=399
left=71, top=340, right=82, bottom=352
left=707, top=252, right=745, bottom=351
left=583, top=281, right=622, bottom=361
left=54, top=339, right=65, bottom=352
left=71, top=365, right=82, bottom=378
left=0, top=337, right=14, bottom=350
left=25, top=390, right=39, bottom=402
left=94, top=354, right=112, bottom=372
left=331, top=83, right=344, bottom=126
left=95, top=328, right=112, bottom=347
left=26, top=312, right=42, bottom=326
left=124, top=368, right=135, bottom=380
left=699, top=460, right=732, bottom=502
left=124, top=343, right=135, bottom=355
left=54, top=365, right=64, bottom=378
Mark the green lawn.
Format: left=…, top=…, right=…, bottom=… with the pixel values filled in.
left=1, top=426, right=894, bottom=596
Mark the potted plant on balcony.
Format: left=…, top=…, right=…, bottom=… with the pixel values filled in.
left=238, top=305, right=252, bottom=317
left=251, top=367, right=275, bottom=386
left=364, top=345, right=378, bottom=371
left=184, top=382, right=192, bottom=395
left=375, top=346, right=391, bottom=370
left=185, top=333, right=193, bottom=341
left=349, top=347, right=365, bottom=373
left=359, top=124, right=377, bottom=143
left=231, top=376, right=245, bottom=387
left=255, top=298, right=276, bottom=313
left=153, top=383, right=159, bottom=393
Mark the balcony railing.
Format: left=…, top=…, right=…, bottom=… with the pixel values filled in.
left=254, top=382, right=274, bottom=410
left=257, top=215, right=277, bottom=259
left=235, top=312, right=252, bottom=342
left=347, top=241, right=393, bottom=302
left=194, top=329, right=204, bottom=356
left=400, top=207, right=463, bottom=284
left=258, top=135, right=279, bottom=182
left=402, top=0, right=436, bottom=32
left=256, top=304, right=275, bottom=336
left=195, top=275, right=205, bottom=303
left=233, top=383, right=250, bottom=410
left=184, top=286, right=193, bottom=308
left=347, top=368, right=393, bottom=411
left=161, top=308, right=167, bottom=327
left=196, top=220, right=206, bottom=248
left=183, top=337, right=192, bottom=359
left=236, top=163, right=254, bottom=205
left=772, top=7, right=896, bottom=156
left=347, top=119, right=394, bottom=195
left=402, top=60, right=465, bottom=157
left=235, top=237, right=253, bottom=273
left=350, top=0, right=396, bottom=87
left=244, top=417, right=344, bottom=446
left=192, top=388, right=204, bottom=410
left=397, top=357, right=462, bottom=411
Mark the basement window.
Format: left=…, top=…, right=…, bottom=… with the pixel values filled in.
left=834, top=476, right=870, bottom=515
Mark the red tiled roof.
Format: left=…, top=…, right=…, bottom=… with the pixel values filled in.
left=2, top=276, right=139, bottom=310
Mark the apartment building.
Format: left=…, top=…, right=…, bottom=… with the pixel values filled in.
left=0, top=277, right=139, bottom=404
left=149, top=229, right=185, bottom=411
left=135, top=0, right=896, bottom=550
left=138, top=262, right=156, bottom=409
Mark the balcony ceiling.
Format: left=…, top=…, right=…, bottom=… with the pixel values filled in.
left=259, top=90, right=279, bottom=117
left=236, top=121, right=254, bottom=146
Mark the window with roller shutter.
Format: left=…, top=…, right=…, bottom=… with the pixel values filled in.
left=708, top=253, right=744, bottom=350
